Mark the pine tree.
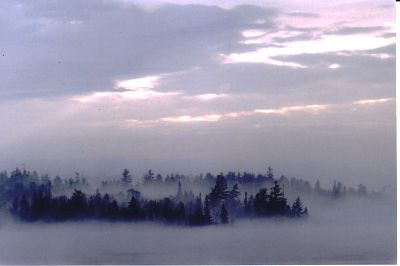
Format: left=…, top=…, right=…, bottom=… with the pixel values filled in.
left=254, top=188, right=269, bottom=216
left=121, top=168, right=132, bottom=184
left=109, top=200, right=119, bottom=218
left=191, top=194, right=204, bottom=225
left=128, top=196, right=140, bottom=219
left=176, top=181, right=183, bottom=201
left=175, top=202, right=185, bottom=223
left=229, top=184, right=240, bottom=201
left=270, top=180, right=284, bottom=200
left=143, top=169, right=154, bottom=184
left=269, top=181, right=288, bottom=214
left=203, top=195, right=213, bottom=224
left=291, top=196, right=307, bottom=217
left=209, top=174, right=229, bottom=207
left=220, top=203, right=229, bottom=224
left=19, top=195, right=31, bottom=220
left=70, top=189, right=87, bottom=216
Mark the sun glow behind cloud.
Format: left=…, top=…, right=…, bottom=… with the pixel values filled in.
left=224, top=34, right=395, bottom=67
left=123, top=97, right=393, bottom=126
left=254, top=104, right=329, bottom=115
left=187, top=93, right=229, bottom=101
left=353, top=98, right=394, bottom=105
left=73, top=76, right=181, bottom=103
left=162, top=114, right=222, bottom=123
left=116, top=76, right=160, bottom=90
left=328, top=64, right=341, bottom=69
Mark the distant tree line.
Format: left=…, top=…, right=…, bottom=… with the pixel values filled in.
left=0, top=167, right=378, bottom=207
left=1, top=166, right=382, bottom=225
left=9, top=173, right=307, bottom=225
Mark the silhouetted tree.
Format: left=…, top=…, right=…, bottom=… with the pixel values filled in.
left=128, top=195, right=140, bottom=219
left=254, top=188, right=269, bottom=215
left=175, top=202, right=186, bottom=223
left=220, top=203, right=229, bottom=224
left=209, top=174, right=229, bottom=207
left=269, top=181, right=288, bottom=214
left=176, top=181, right=183, bottom=201
left=203, top=195, right=213, bottom=224
left=121, top=168, right=132, bottom=184
left=291, top=196, right=307, bottom=217
left=69, top=190, right=87, bottom=217
left=108, top=200, right=119, bottom=218
left=229, top=184, right=240, bottom=201
left=143, top=169, right=155, bottom=184
left=190, top=194, right=204, bottom=225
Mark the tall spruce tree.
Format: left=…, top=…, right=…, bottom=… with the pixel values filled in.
left=209, top=174, right=229, bottom=207
left=203, top=195, right=213, bottom=225
left=220, top=203, right=229, bottom=224
left=291, top=196, right=307, bottom=217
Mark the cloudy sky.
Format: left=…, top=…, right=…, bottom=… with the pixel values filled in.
left=0, top=0, right=395, bottom=189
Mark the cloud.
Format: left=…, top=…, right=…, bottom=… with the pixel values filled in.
left=0, top=1, right=278, bottom=99
left=286, top=11, right=319, bottom=18
left=353, top=98, right=394, bottom=105
left=162, top=114, right=222, bottom=123
left=116, top=76, right=161, bottom=90
left=73, top=75, right=181, bottom=103
left=328, top=26, right=389, bottom=35
left=222, top=34, right=395, bottom=66
left=328, top=64, right=340, bottom=69
left=122, top=98, right=393, bottom=126
left=255, top=104, right=329, bottom=115
left=187, top=93, right=229, bottom=101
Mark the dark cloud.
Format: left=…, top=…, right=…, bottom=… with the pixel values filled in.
left=0, top=1, right=278, bottom=99
left=272, top=32, right=318, bottom=43
left=286, top=11, right=319, bottom=18
left=327, top=26, right=388, bottom=35
left=368, top=43, right=395, bottom=55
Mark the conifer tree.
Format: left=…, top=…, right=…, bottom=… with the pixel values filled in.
left=229, top=184, right=240, bottom=201
left=220, top=203, right=229, bottom=224
left=291, top=196, right=307, bottom=217
left=128, top=196, right=140, bottom=219
left=209, top=174, right=229, bottom=207
left=203, top=195, right=213, bottom=224
left=121, top=168, right=132, bottom=184
left=175, top=202, right=185, bottom=222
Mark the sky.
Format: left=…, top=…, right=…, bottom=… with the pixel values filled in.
left=0, top=0, right=395, bottom=189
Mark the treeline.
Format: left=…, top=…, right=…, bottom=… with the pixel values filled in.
left=0, top=167, right=379, bottom=210
left=0, top=168, right=89, bottom=206
left=102, top=168, right=376, bottom=200
left=9, top=174, right=307, bottom=225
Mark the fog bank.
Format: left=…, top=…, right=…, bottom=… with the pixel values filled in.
left=0, top=197, right=395, bottom=264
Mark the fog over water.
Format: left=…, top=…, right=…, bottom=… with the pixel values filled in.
left=0, top=196, right=395, bottom=264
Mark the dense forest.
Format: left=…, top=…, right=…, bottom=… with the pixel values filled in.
left=0, top=167, right=380, bottom=225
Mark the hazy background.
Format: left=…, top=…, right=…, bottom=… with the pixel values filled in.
left=0, top=0, right=395, bottom=190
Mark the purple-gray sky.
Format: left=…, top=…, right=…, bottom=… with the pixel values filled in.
left=0, top=0, right=395, bottom=189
